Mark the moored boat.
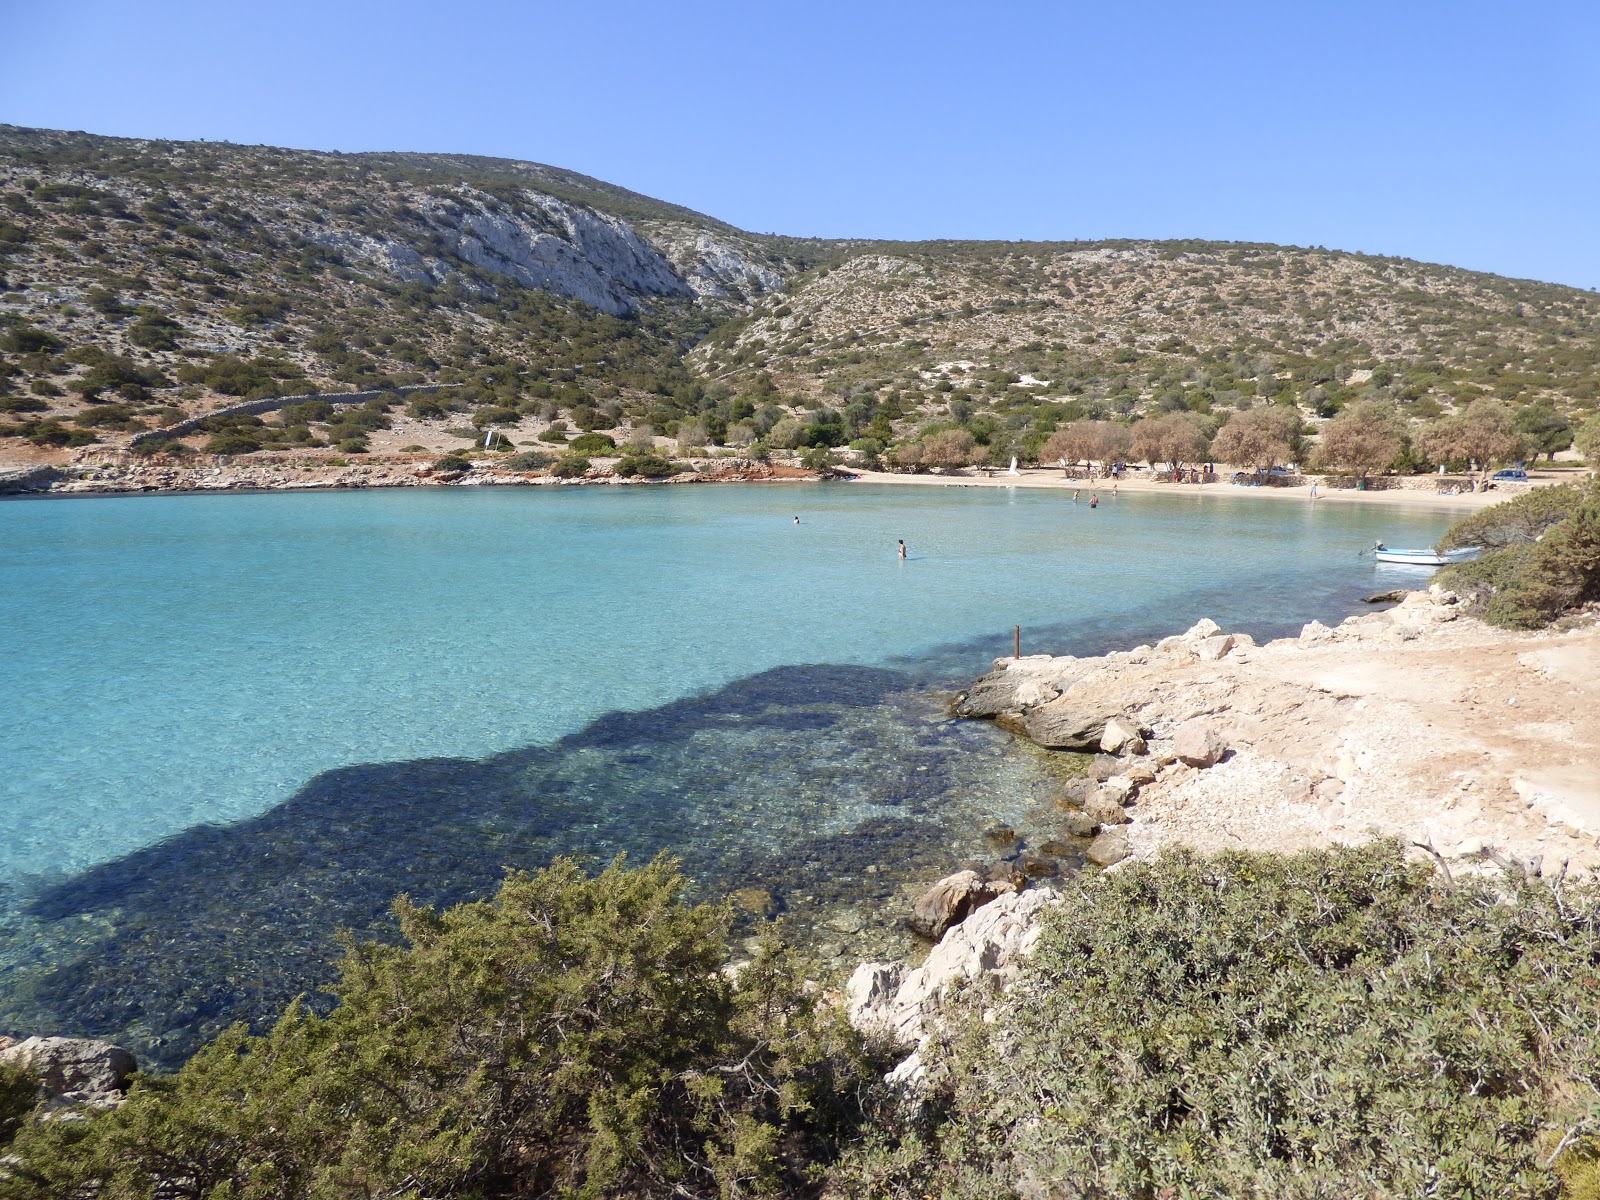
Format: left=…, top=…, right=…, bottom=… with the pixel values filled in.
left=1369, top=542, right=1482, bottom=566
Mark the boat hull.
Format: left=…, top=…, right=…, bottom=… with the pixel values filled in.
left=1373, top=547, right=1482, bottom=566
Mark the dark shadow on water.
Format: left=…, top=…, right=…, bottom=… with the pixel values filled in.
left=4, top=663, right=1013, bottom=1067
left=0, top=572, right=1386, bottom=1068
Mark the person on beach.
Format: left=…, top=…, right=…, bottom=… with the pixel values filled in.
left=898, top=539, right=907, bottom=559
left=1113, top=481, right=1119, bottom=498
left=1309, top=482, right=1318, bottom=499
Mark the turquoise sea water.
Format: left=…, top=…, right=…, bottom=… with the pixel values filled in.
left=0, top=483, right=1455, bottom=1062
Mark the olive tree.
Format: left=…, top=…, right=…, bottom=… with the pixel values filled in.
left=1313, top=401, right=1404, bottom=480
left=1414, top=398, right=1530, bottom=483
left=1041, top=420, right=1130, bottom=474
left=1130, top=411, right=1211, bottom=474
left=1211, top=405, right=1301, bottom=476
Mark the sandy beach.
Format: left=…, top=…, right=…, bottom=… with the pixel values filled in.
left=846, top=464, right=1543, bottom=513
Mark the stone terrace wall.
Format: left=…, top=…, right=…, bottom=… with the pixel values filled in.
left=130, top=383, right=461, bottom=446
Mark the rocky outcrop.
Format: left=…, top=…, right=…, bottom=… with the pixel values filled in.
left=640, top=222, right=788, bottom=303
left=0, top=464, right=59, bottom=494
left=310, top=186, right=694, bottom=316
left=848, top=887, right=1059, bottom=1085
left=0, top=1036, right=137, bottom=1110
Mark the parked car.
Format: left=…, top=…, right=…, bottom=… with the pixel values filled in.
left=1490, top=468, right=1529, bottom=483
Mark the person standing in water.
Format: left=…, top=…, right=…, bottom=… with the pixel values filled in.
left=1088, top=493, right=1099, bottom=508
left=1072, top=489, right=1081, bottom=503
left=897, top=539, right=907, bottom=559
left=794, top=515, right=801, bottom=524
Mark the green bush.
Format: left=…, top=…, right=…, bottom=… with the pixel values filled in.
left=204, top=433, right=261, bottom=455
left=432, top=452, right=471, bottom=473
left=837, top=842, right=1600, bottom=1200
left=7, top=420, right=96, bottom=447
left=539, top=420, right=571, bottom=444
left=471, top=405, right=521, bottom=428
left=126, top=312, right=184, bottom=351
left=0, top=1061, right=37, bottom=1146
left=1440, top=479, right=1600, bottom=627
left=549, top=454, right=591, bottom=478
left=0, top=326, right=63, bottom=355
left=0, top=857, right=874, bottom=1200
left=569, top=432, right=617, bottom=454
left=505, top=450, right=553, bottom=471
left=616, top=453, right=675, bottom=479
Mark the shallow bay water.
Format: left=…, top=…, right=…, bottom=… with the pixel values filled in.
left=0, top=482, right=1455, bottom=1063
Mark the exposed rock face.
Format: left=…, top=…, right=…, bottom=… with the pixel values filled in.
left=641, top=223, right=788, bottom=303
left=0, top=1036, right=137, bottom=1109
left=309, top=186, right=695, bottom=315
left=907, top=868, right=1018, bottom=940
left=1173, top=720, right=1229, bottom=768
left=849, top=887, right=1060, bottom=1084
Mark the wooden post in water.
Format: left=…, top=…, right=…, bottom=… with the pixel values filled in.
left=1014, top=625, right=1021, bottom=659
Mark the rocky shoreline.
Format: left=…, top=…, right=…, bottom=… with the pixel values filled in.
left=0, top=453, right=825, bottom=496
left=840, top=586, right=1600, bottom=1080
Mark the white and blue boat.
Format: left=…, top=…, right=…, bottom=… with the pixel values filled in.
left=1369, top=542, right=1482, bottom=566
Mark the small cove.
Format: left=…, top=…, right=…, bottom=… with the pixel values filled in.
left=0, top=483, right=1457, bottom=1063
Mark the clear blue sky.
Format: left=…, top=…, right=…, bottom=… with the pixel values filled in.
left=4, top=0, right=1597, bottom=289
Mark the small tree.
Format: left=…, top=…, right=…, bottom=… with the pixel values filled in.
left=1042, top=420, right=1130, bottom=475
left=1514, top=403, right=1573, bottom=461
left=1576, top=414, right=1600, bottom=465
left=1415, top=399, right=1530, bottom=483
left=1314, top=401, right=1403, bottom=481
left=921, top=428, right=984, bottom=468
left=1131, top=412, right=1211, bottom=475
left=1211, top=406, right=1300, bottom=476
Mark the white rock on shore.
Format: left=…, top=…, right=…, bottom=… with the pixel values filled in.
left=847, top=886, right=1059, bottom=1085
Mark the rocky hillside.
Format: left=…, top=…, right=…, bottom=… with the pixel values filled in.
left=1, top=125, right=1597, bottom=468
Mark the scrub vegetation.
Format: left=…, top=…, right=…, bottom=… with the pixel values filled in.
left=8, top=846, right=1600, bottom=1199
left=1441, top=478, right=1600, bottom=628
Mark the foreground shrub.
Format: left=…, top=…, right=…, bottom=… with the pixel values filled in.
left=0, top=857, right=875, bottom=1200
left=836, top=842, right=1600, bottom=1200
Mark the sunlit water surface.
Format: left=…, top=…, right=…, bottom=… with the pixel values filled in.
left=0, top=483, right=1455, bottom=1063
